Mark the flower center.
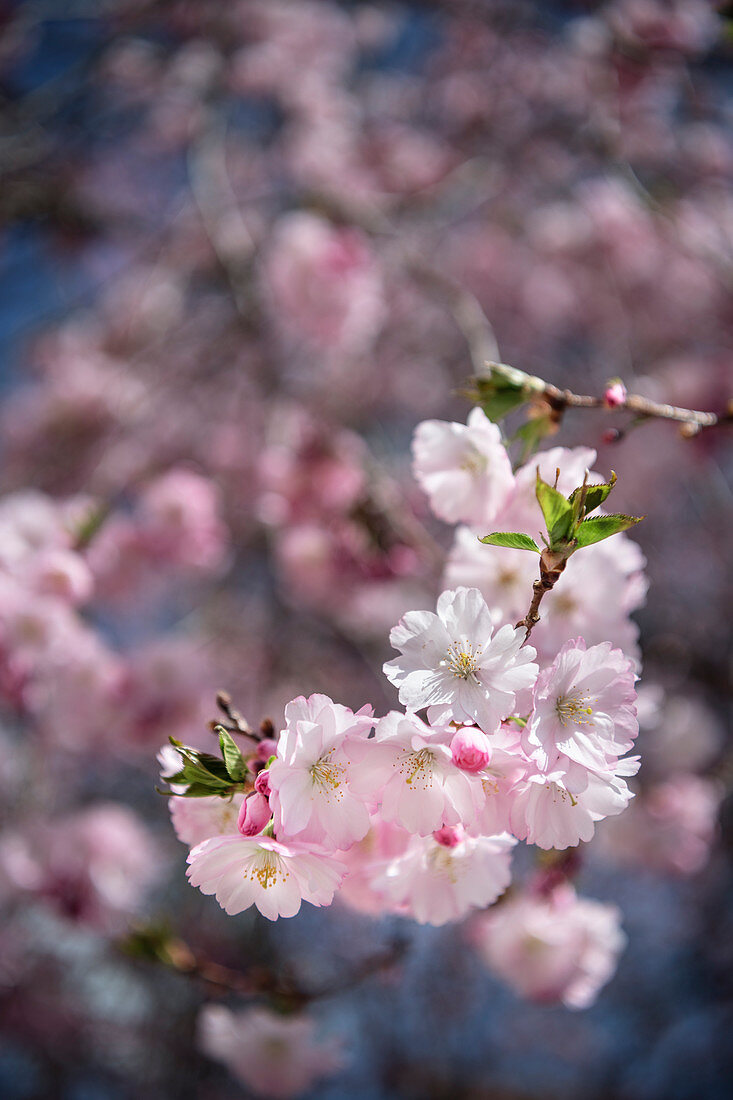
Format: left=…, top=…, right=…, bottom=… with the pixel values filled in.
left=309, top=748, right=345, bottom=793
left=400, top=747, right=435, bottom=788
left=427, top=842, right=461, bottom=883
left=248, top=848, right=287, bottom=890
left=555, top=690, right=594, bottom=728
left=442, top=640, right=482, bottom=681
left=546, top=782, right=578, bottom=807
left=460, top=447, right=487, bottom=477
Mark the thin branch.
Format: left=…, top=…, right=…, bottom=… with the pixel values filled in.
left=517, top=549, right=569, bottom=644
left=517, top=578, right=551, bottom=643
left=214, top=691, right=252, bottom=737
left=409, top=262, right=500, bottom=371
left=538, top=378, right=732, bottom=436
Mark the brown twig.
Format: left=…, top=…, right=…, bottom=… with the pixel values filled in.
left=517, top=548, right=570, bottom=643
left=539, top=379, right=732, bottom=436
left=214, top=691, right=252, bottom=737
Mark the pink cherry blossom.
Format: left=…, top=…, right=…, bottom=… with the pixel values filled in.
left=348, top=711, right=485, bottom=835
left=186, top=834, right=346, bottom=920
left=267, top=694, right=374, bottom=850
left=411, top=408, right=514, bottom=527
left=136, top=468, right=229, bottom=573
left=597, top=774, right=722, bottom=875
left=509, top=756, right=640, bottom=850
left=383, top=587, right=538, bottom=732
left=0, top=804, right=160, bottom=931
left=198, top=1004, right=344, bottom=1099
left=472, top=885, right=626, bottom=1008
left=336, top=815, right=411, bottom=916
left=372, top=828, right=516, bottom=926
left=29, top=548, right=94, bottom=605
left=524, top=638, right=638, bottom=783
left=261, top=211, right=385, bottom=353
left=471, top=722, right=533, bottom=836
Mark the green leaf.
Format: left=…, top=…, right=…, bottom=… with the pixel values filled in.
left=166, top=738, right=234, bottom=790
left=471, top=363, right=545, bottom=423
left=568, top=472, right=617, bottom=517
left=535, top=472, right=574, bottom=544
left=177, top=780, right=236, bottom=798
left=574, top=513, right=644, bottom=547
left=479, top=532, right=540, bottom=552
left=475, top=384, right=529, bottom=422
left=217, top=725, right=249, bottom=782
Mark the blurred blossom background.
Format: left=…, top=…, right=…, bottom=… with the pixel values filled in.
left=0, top=1, right=732, bottom=1098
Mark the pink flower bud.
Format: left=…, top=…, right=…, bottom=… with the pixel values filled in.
left=450, top=726, right=491, bottom=772
left=237, top=792, right=271, bottom=837
left=602, top=428, right=621, bottom=445
left=254, top=769, right=271, bottom=798
left=603, top=381, right=627, bottom=408
left=433, top=825, right=462, bottom=848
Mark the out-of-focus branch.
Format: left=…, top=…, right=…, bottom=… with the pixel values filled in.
left=408, top=262, right=500, bottom=372
left=122, top=924, right=406, bottom=1008
left=187, top=112, right=258, bottom=322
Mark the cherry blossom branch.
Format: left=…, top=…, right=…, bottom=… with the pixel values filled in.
left=526, top=373, right=732, bottom=437
left=517, top=548, right=568, bottom=643
left=211, top=690, right=253, bottom=738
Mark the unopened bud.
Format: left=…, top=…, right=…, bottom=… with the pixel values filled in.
left=433, top=825, right=462, bottom=848
left=254, top=769, right=271, bottom=797
left=603, top=380, right=627, bottom=408
left=237, top=791, right=271, bottom=836
left=602, top=427, right=622, bottom=444
left=451, top=726, right=491, bottom=772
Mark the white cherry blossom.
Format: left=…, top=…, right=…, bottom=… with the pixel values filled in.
left=383, top=587, right=538, bottom=732
left=524, top=638, right=638, bottom=785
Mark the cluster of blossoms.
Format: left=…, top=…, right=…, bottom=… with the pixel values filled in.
left=0, top=476, right=228, bottom=754
left=175, top=582, right=638, bottom=936
left=1, top=0, right=729, bottom=1094
left=169, top=412, right=649, bottom=1011
left=415, top=409, right=647, bottom=663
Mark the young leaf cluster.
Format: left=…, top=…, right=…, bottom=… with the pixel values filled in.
left=470, top=362, right=545, bottom=423
left=480, top=470, right=643, bottom=563
left=161, top=729, right=249, bottom=798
